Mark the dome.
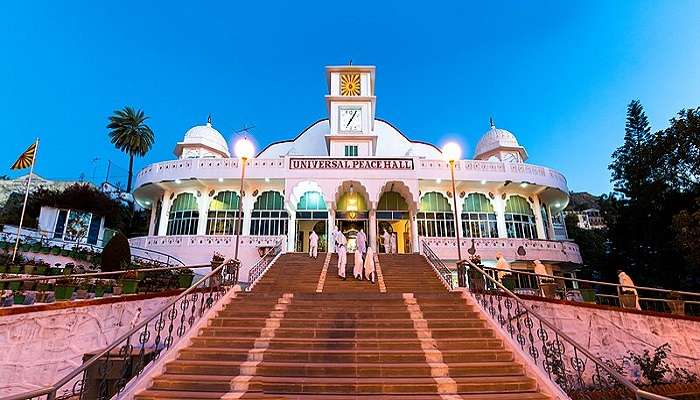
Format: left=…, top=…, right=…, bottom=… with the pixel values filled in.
left=473, top=119, right=527, bottom=161
left=174, top=116, right=230, bottom=158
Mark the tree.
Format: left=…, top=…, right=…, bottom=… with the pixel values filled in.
left=107, top=107, right=155, bottom=192
left=609, top=100, right=653, bottom=200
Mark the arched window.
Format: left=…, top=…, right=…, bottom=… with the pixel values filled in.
left=206, top=191, right=241, bottom=235
left=167, top=193, right=199, bottom=235
left=505, top=195, right=536, bottom=239
left=462, top=193, right=498, bottom=238
left=296, top=191, right=328, bottom=220
left=417, top=192, right=455, bottom=237
left=250, top=191, right=288, bottom=236
left=377, top=191, right=409, bottom=220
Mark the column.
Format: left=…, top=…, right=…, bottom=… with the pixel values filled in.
left=494, top=195, right=508, bottom=238
left=546, top=206, right=556, bottom=240
left=157, top=190, right=171, bottom=236
left=241, top=194, right=255, bottom=236
left=410, top=210, right=419, bottom=253
left=287, top=211, right=296, bottom=252
left=328, top=209, right=336, bottom=252
left=368, top=209, right=377, bottom=251
left=147, top=203, right=157, bottom=236
left=196, top=193, right=210, bottom=236
left=532, top=196, right=546, bottom=240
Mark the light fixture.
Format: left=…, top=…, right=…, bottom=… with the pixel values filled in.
left=218, top=177, right=224, bottom=183
left=555, top=202, right=561, bottom=208
left=520, top=182, right=529, bottom=188
left=174, top=179, right=182, bottom=184
left=436, top=178, right=442, bottom=184
left=480, top=179, right=487, bottom=185
left=234, top=136, right=255, bottom=160
left=264, top=177, right=270, bottom=183
left=441, top=142, right=462, bottom=163
left=144, top=200, right=151, bottom=206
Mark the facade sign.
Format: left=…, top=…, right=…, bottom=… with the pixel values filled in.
left=289, top=158, right=414, bottom=170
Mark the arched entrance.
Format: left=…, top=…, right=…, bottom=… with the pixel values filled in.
left=335, top=183, right=369, bottom=253
left=376, top=191, right=411, bottom=253
left=295, top=191, right=328, bottom=253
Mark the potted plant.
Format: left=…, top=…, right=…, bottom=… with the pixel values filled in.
left=580, top=282, right=597, bottom=303
left=93, top=280, right=107, bottom=298
left=666, top=291, right=685, bottom=316
left=63, top=262, right=75, bottom=276
left=6, top=276, right=21, bottom=291
left=35, top=261, right=48, bottom=275
left=8, top=264, right=20, bottom=274
left=619, top=290, right=638, bottom=309
left=76, top=279, right=89, bottom=299
left=112, top=283, right=123, bottom=296
left=211, top=252, right=225, bottom=271
left=54, top=277, right=76, bottom=301
left=23, top=259, right=35, bottom=275
left=50, top=246, right=61, bottom=255
left=120, top=270, right=139, bottom=294
left=175, top=269, right=195, bottom=288
left=13, top=290, right=26, bottom=305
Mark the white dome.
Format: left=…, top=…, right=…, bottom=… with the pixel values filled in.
left=473, top=120, right=526, bottom=161
left=174, top=117, right=230, bottom=158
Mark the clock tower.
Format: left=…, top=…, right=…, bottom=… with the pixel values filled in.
left=325, top=65, right=377, bottom=157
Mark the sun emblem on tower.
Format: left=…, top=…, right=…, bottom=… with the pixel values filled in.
left=340, top=74, right=361, bottom=96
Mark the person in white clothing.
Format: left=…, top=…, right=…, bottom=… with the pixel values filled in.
left=336, top=231, right=347, bottom=280
left=390, top=233, right=397, bottom=254
left=364, top=246, right=376, bottom=283
left=356, top=229, right=367, bottom=259
left=330, top=225, right=339, bottom=253
left=382, top=230, right=392, bottom=254
left=308, top=231, right=319, bottom=259
left=353, top=248, right=363, bottom=280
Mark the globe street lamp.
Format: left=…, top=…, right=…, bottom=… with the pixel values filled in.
left=233, top=136, right=255, bottom=262
left=442, top=142, right=465, bottom=284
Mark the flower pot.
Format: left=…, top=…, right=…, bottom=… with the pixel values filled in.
left=177, top=274, right=194, bottom=288
left=13, top=294, right=26, bottom=305
left=9, top=266, right=20, bottom=274
left=121, top=280, right=138, bottom=294
left=620, top=293, right=638, bottom=309
left=668, top=300, right=685, bottom=315
left=35, top=265, right=47, bottom=275
left=63, top=266, right=73, bottom=276
left=54, top=286, right=75, bottom=301
left=112, top=286, right=123, bottom=296
left=23, top=265, right=35, bottom=274
left=76, top=289, right=88, bottom=299
left=94, top=286, right=106, bottom=298
left=467, top=270, right=486, bottom=292
left=501, top=276, right=517, bottom=291
left=581, top=288, right=597, bottom=303
left=8, top=281, right=21, bottom=291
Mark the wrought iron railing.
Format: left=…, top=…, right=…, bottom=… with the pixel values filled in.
left=421, top=240, right=454, bottom=289
left=1, top=258, right=243, bottom=400
left=464, top=258, right=673, bottom=400
left=480, top=266, right=700, bottom=317
left=246, top=239, right=284, bottom=290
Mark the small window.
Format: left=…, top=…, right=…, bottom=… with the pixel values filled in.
left=344, top=145, right=359, bottom=157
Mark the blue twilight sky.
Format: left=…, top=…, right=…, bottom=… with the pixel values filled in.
left=1, top=1, right=699, bottom=194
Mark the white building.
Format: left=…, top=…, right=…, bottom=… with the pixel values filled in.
left=566, top=208, right=607, bottom=230
left=131, top=65, right=581, bottom=281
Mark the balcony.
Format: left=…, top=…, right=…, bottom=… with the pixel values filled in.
left=420, top=237, right=582, bottom=264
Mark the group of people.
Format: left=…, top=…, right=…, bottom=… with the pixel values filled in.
left=381, top=229, right=398, bottom=254
left=308, top=227, right=376, bottom=283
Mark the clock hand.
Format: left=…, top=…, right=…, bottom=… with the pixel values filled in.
left=346, top=111, right=358, bottom=128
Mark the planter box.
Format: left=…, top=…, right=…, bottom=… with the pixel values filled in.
left=23, top=265, right=35, bottom=274
left=35, top=265, right=47, bottom=275
left=9, top=266, right=20, bottom=274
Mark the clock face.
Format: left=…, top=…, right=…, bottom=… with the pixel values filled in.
left=340, top=108, right=362, bottom=132
left=340, top=74, right=361, bottom=96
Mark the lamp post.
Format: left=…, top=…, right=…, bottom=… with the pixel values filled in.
left=442, top=142, right=465, bottom=285
left=233, top=136, right=255, bottom=262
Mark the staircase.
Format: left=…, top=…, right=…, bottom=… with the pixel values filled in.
left=134, top=252, right=552, bottom=399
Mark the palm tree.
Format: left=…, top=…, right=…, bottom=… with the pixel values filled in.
left=107, top=106, right=155, bottom=192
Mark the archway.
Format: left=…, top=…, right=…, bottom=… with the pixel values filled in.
left=295, top=191, right=329, bottom=253
left=376, top=191, right=411, bottom=253
left=334, top=181, right=370, bottom=253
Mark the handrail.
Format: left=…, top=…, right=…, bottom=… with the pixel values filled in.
left=246, top=238, right=285, bottom=289
left=1, top=255, right=243, bottom=400
left=0, top=230, right=186, bottom=268
left=421, top=241, right=453, bottom=290
left=461, top=255, right=673, bottom=400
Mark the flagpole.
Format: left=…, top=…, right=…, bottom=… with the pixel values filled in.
left=12, top=138, right=39, bottom=263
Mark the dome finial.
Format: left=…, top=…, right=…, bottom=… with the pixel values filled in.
left=207, top=114, right=212, bottom=126
left=489, top=116, right=495, bottom=128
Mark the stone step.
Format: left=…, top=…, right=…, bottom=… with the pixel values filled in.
left=135, top=391, right=549, bottom=400
left=199, top=326, right=493, bottom=339
left=207, top=317, right=484, bottom=329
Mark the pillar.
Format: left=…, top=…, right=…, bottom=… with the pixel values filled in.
left=369, top=209, right=377, bottom=251
left=532, top=195, right=546, bottom=240
left=546, top=205, right=555, bottom=240
left=241, top=194, right=255, bottom=236
left=157, top=190, right=171, bottom=236
left=196, top=193, right=210, bottom=236
left=147, top=202, right=157, bottom=236
left=328, top=209, right=336, bottom=252
left=287, top=211, right=296, bottom=252
left=494, top=195, right=508, bottom=238
left=410, top=210, right=419, bottom=253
